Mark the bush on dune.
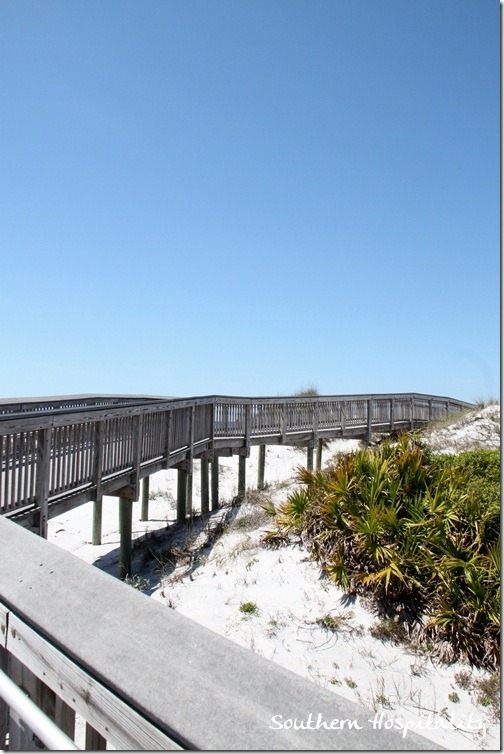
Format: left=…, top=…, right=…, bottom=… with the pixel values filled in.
left=269, top=437, right=500, bottom=670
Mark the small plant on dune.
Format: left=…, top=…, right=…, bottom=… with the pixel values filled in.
left=266, top=436, right=500, bottom=669
left=315, top=611, right=354, bottom=633
left=239, top=601, right=259, bottom=616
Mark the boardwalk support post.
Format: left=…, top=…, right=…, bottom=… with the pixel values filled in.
left=306, top=444, right=314, bottom=471
left=186, top=470, right=193, bottom=520
left=140, top=477, right=150, bottom=522
left=211, top=457, right=219, bottom=510
left=238, top=454, right=246, bottom=500
left=316, top=438, right=323, bottom=471
left=200, top=459, right=209, bottom=514
left=92, top=497, right=103, bottom=546
left=177, top=469, right=187, bottom=524
left=257, top=445, right=266, bottom=490
left=119, top=495, right=133, bottom=580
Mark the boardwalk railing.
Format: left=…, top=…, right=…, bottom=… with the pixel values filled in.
left=0, top=515, right=440, bottom=751
left=1, top=393, right=472, bottom=531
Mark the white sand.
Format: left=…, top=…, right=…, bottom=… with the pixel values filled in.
left=48, top=409, right=501, bottom=751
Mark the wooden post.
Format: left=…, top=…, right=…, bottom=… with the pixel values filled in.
left=257, top=445, right=266, bottom=490
left=186, top=471, right=193, bottom=520
left=177, top=468, right=187, bottom=524
left=390, top=398, right=395, bottom=432
left=200, top=459, right=209, bottom=514
left=366, top=399, right=372, bottom=446
left=306, top=445, right=314, bottom=471
left=211, top=457, right=219, bottom=510
left=238, top=455, right=246, bottom=500
left=35, top=428, right=51, bottom=539
left=316, top=438, right=323, bottom=471
left=92, top=497, right=103, bottom=546
left=140, top=477, right=150, bottom=522
left=119, top=496, right=132, bottom=580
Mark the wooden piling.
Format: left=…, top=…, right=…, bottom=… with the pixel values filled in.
left=186, top=471, right=193, bottom=520
left=316, top=439, right=323, bottom=471
left=140, top=477, right=150, bottom=522
left=200, top=459, right=209, bottom=514
left=306, top=445, right=314, bottom=471
left=211, top=458, right=219, bottom=510
left=92, top=497, right=103, bottom=546
left=118, top=497, right=132, bottom=580
left=177, top=469, right=187, bottom=524
left=257, top=445, right=266, bottom=490
left=238, top=455, right=246, bottom=499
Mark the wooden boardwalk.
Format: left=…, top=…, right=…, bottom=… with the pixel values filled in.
left=1, top=392, right=471, bottom=536
left=0, top=391, right=469, bottom=750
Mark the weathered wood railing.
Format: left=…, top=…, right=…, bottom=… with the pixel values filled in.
left=0, top=393, right=472, bottom=532
left=0, top=515, right=440, bottom=751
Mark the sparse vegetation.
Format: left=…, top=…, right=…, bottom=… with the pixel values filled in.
left=316, top=611, right=354, bottom=632
left=239, top=601, right=259, bottom=616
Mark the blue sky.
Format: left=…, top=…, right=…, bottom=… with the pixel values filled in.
left=1, top=0, right=499, bottom=402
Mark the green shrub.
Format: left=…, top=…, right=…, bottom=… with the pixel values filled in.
left=272, top=438, right=500, bottom=669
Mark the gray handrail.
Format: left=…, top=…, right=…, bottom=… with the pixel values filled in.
left=0, top=515, right=441, bottom=750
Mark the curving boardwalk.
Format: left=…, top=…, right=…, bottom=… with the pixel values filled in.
left=1, top=392, right=471, bottom=535
left=0, top=392, right=468, bottom=750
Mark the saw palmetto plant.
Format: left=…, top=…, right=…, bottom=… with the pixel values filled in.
left=269, top=438, right=500, bottom=669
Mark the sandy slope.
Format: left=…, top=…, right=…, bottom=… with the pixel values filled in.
left=48, top=408, right=500, bottom=750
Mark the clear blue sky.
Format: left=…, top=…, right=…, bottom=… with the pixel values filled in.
left=1, top=0, right=499, bottom=402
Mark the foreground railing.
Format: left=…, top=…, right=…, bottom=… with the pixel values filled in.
left=0, top=393, right=472, bottom=532
left=0, top=516, right=438, bottom=751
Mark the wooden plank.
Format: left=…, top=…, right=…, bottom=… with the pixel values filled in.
left=5, top=610, right=180, bottom=750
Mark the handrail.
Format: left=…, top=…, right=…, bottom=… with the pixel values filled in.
left=0, top=515, right=440, bottom=750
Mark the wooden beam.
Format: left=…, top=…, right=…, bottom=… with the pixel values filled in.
left=316, top=438, right=323, bottom=471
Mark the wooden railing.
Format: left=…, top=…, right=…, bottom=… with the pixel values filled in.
left=0, top=393, right=472, bottom=530
left=0, top=515, right=440, bottom=751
